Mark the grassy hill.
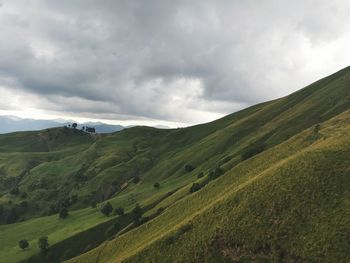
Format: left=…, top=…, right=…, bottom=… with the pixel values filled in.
left=1, top=66, right=350, bottom=262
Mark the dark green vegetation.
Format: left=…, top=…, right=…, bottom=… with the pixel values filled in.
left=1, top=67, right=350, bottom=262
left=18, top=239, right=29, bottom=250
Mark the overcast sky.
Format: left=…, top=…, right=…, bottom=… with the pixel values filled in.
left=1, top=0, right=350, bottom=127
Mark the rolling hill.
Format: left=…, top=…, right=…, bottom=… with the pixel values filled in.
left=1, top=66, right=350, bottom=263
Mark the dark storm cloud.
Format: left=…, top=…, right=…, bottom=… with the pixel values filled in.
left=1, top=0, right=350, bottom=125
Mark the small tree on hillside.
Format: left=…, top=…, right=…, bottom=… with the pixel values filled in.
left=153, top=182, right=160, bottom=188
left=72, top=123, right=78, bottom=129
left=59, top=207, right=69, bottom=219
left=101, top=202, right=113, bottom=216
left=38, top=236, right=49, bottom=252
left=19, top=239, right=29, bottom=250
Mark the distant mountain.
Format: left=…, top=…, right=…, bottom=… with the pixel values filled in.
left=0, top=116, right=124, bottom=134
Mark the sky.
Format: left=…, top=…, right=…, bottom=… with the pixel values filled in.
left=1, top=0, right=350, bottom=127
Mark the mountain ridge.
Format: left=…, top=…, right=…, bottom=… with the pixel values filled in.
left=0, top=66, right=350, bottom=263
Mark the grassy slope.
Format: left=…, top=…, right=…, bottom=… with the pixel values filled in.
left=0, top=66, right=350, bottom=262
left=68, top=107, right=350, bottom=263
left=67, top=67, right=350, bottom=263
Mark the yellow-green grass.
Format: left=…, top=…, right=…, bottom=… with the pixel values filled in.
left=68, top=110, right=350, bottom=263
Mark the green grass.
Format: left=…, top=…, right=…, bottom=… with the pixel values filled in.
left=0, top=207, right=110, bottom=263
left=68, top=109, right=350, bottom=263
left=1, top=66, right=350, bottom=262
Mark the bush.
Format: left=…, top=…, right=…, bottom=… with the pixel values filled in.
left=208, top=167, right=224, bottom=180
left=101, top=202, right=113, bottom=216
left=184, top=164, right=195, bottom=172
left=19, top=239, right=29, bottom=250
left=132, top=176, right=140, bottom=184
left=189, top=183, right=202, bottom=193
left=59, top=207, right=69, bottom=219
left=153, top=182, right=160, bottom=188
left=38, top=236, right=49, bottom=252
left=114, top=207, right=124, bottom=216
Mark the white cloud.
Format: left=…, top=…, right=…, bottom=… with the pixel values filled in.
left=0, top=0, right=350, bottom=127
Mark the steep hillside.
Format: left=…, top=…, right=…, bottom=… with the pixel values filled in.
left=69, top=107, right=350, bottom=263
left=66, top=66, right=350, bottom=263
left=0, top=66, right=350, bottom=263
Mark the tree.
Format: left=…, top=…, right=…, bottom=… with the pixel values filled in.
left=59, top=207, right=69, bottom=219
left=114, top=207, right=124, bottom=216
left=86, top=127, right=96, bottom=133
left=19, top=239, right=29, bottom=250
left=101, top=202, right=113, bottom=216
left=72, top=123, right=78, bottom=129
left=38, top=236, right=49, bottom=252
left=153, top=182, right=160, bottom=188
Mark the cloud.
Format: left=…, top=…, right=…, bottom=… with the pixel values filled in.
left=1, top=0, right=350, bottom=126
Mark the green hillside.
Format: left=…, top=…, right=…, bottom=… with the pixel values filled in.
left=0, top=66, right=350, bottom=263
